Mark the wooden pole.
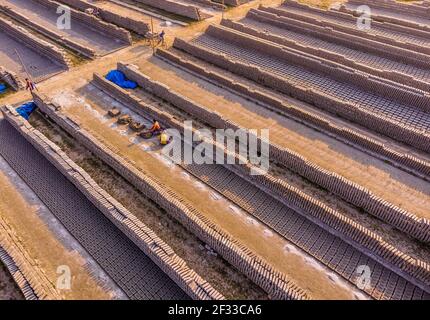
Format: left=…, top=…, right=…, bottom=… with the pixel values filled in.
left=150, top=17, right=155, bottom=55
left=15, top=48, right=31, bottom=81
left=222, top=0, right=225, bottom=20
left=15, top=48, right=37, bottom=90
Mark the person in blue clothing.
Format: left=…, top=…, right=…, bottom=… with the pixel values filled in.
left=158, top=30, right=165, bottom=45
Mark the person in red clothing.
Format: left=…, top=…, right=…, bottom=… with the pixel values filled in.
left=25, top=78, right=36, bottom=92
left=149, top=119, right=161, bottom=133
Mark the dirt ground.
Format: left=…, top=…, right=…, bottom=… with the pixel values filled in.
left=0, top=0, right=425, bottom=300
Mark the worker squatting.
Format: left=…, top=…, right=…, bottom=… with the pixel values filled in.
left=161, top=121, right=270, bottom=175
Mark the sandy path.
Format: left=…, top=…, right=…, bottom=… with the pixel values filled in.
left=132, top=57, right=430, bottom=220
left=44, top=82, right=368, bottom=299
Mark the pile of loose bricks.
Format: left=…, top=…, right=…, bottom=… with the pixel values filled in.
left=0, top=17, right=71, bottom=68
left=1, top=105, right=226, bottom=300
left=92, top=65, right=430, bottom=295
left=93, top=71, right=426, bottom=298
left=29, top=92, right=309, bottom=300
left=55, top=0, right=150, bottom=35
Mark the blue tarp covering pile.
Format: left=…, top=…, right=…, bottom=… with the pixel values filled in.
left=105, top=70, right=137, bottom=89
left=0, top=83, right=6, bottom=94
left=16, top=102, right=37, bottom=120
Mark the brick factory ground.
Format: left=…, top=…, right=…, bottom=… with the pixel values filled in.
left=1, top=0, right=430, bottom=301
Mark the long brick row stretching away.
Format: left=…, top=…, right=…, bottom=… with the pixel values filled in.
left=0, top=17, right=71, bottom=68
left=275, top=0, right=430, bottom=55
left=0, top=66, right=24, bottom=90
left=1, top=105, right=224, bottom=301
left=260, top=5, right=430, bottom=69
left=0, top=2, right=96, bottom=58
left=0, top=215, right=61, bottom=300
left=225, top=10, right=430, bottom=92
left=118, top=60, right=430, bottom=261
left=29, top=0, right=132, bottom=44
left=132, top=0, right=206, bottom=20
left=31, top=92, right=309, bottom=300
left=175, top=27, right=430, bottom=155
left=54, top=0, right=150, bottom=35
left=340, top=0, right=430, bottom=31
left=204, top=25, right=430, bottom=113
left=92, top=70, right=430, bottom=298
left=0, top=112, right=192, bottom=300
left=156, top=48, right=430, bottom=182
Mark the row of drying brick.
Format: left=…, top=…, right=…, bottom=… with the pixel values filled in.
left=166, top=39, right=430, bottom=244
left=156, top=48, right=430, bottom=181
left=337, top=4, right=430, bottom=33
left=114, top=62, right=430, bottom=292
left=1, top=105, right=223, bottom=301
left=184, top=162, right=429, bottom=300
left=0, top=3, right=96, bottom=58
left=0, top=17, right=71, bottom=67
left=55, top=0, right=149, bottom=35
left=32, top=0, right=132, bottom=44
left=175, top=33, right=430, bottom=154
left=282, top=0, right=430, bottom=41
left=0, top=66, right=24, bottom=90
left=207, top=24, right=430, bottom=113
left=266, top=2, right=430, bottom=56
left=93, top=70, right=430, bottom=297
left=0, top=214, right=60, bottom=300
left=257, top=6, right=430, bottom=70
left=30, top=92, right=309, bottom=300
left=232, top=10, right=430, bottom=92
left=346, top=0, right=430, bottom=21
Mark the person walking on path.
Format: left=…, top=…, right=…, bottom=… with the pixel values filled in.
left=25, top=78, right=36, bottom=92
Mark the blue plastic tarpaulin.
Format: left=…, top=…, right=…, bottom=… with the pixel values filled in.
left=105, top=70, right=137, bottom=89
left=0, top=83, right=6, bottom=94
left=16, top=102, right=37, bottom=120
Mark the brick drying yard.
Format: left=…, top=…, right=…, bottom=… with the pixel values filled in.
left=1, top=0, right=430, bottom=301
